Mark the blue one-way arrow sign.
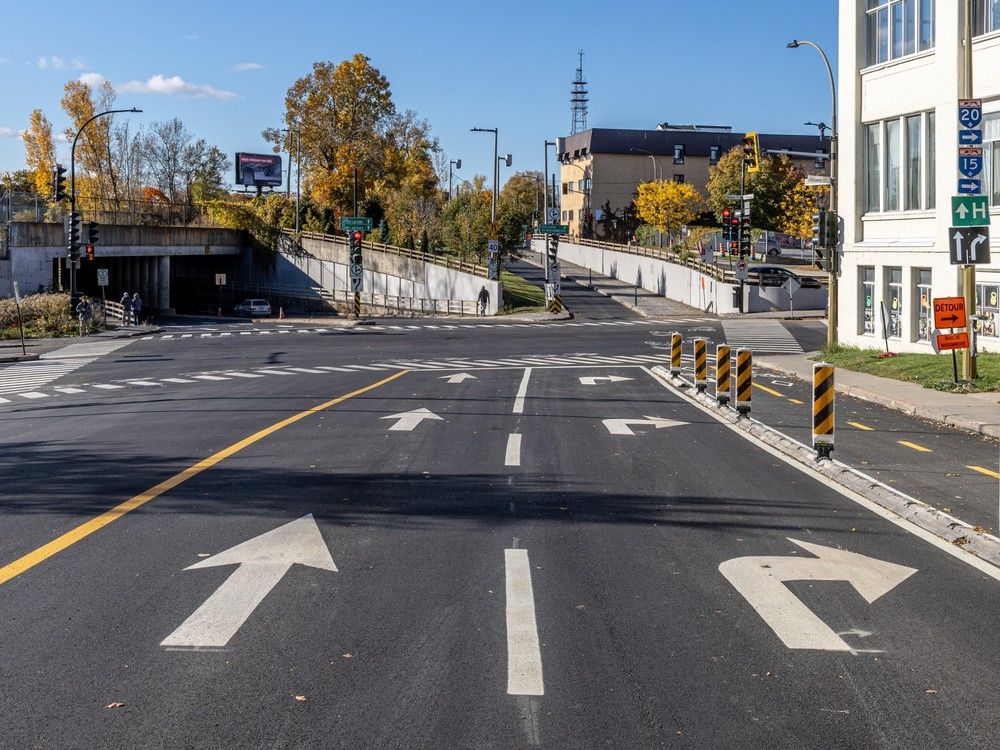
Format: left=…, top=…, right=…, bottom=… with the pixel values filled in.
left=959, top=129, right=983, bottom=145
left=958, top=179, right=982, bottom=194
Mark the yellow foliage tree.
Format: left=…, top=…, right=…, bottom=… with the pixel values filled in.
left=61, top=78, right=119, bottom=207
left=22, top=109, right=56, bottom=198
left=778, top=179, right=828, bottom=241
left=635, top=180, right=704, bottom=242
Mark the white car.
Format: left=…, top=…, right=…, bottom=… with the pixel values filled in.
left=233, top=299, right=272, bottom=317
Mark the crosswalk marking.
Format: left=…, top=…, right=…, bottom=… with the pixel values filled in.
left=19, top=392, right=48, bottom=399
left=721, top=320, right=804, bottom=353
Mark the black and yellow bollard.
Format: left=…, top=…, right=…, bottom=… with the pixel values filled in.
left=715, top=344, right=731, bottom=405
left=353, top=291, right=361, bottom=318
left=670, top=332, right=682, bottom=377
left=693, top=338, right=708, bottom=392
left=812, top=362, right=835, bottom=459
left=735, top=348, right=752, bottom=416
left=548, top=294, right=564, bottom=313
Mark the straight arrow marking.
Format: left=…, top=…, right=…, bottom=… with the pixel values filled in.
left=441, top=372, right=477, bottom=384
left=161, top=514, right=336, bottom=649
left=380, top=407, right=443, bottom=431
left=719, top=538, right=916, bottom=651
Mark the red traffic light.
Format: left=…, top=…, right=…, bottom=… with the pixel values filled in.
left=721, top=208, right=731, bottom=219
left=352, top=231, right=362, bottom=243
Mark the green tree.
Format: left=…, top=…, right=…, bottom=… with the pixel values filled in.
left=440, top=175, right=492, bottom=263
left=497, top=171, right=541, bottom=252
left=707, top=147, right=802, bottom=232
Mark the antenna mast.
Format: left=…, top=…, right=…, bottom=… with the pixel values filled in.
left=571, top=50, right=589, bottom=134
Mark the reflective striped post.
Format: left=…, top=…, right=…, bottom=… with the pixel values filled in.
left=812, top=362, right=835, bottom=459
left=735, top=348, right=752, bottom=415
left=693, top=338, right=708, bottom=392
left=353, top=291, right=361, bottom=318
left=670, top=332, right=682, bottom=377
left=716, top=344, right=731, bottom=405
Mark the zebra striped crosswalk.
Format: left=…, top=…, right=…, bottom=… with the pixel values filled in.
left=0, top=339, right=135, bottom=398
left=720, top=320, right=804, bottom=353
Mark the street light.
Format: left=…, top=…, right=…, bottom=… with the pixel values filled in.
left=544, top=140, right=556, bottom=224
left=629, top=147, right=660, bottom=181
left=788, top=38, right=838, bottom=346
left=69, top=107, right=141, bottom=298
left=448, top=158, right=462, bottom=200
left=470, top=127, right=498, bottom=223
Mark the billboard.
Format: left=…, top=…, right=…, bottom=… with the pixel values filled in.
left=235, top=152, right=283, bottom=188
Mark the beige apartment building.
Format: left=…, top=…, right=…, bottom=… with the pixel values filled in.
left=557, top=125, right=827, bottom=239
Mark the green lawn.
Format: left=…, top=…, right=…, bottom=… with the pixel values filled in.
left=499, top=269, right=546, bottom=314
left=815, top=345, right=1000, bottom=392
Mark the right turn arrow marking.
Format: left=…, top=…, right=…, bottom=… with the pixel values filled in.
left=602, top=416, right=688, bottom=435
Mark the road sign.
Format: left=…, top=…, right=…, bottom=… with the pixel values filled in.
left=380, top=407, right=443, bottom=431
left=160, top=515, right=336, bottom=648
left=215, top=273, right=226, bottom=286
left=725, top=193, right=754, bottom=201
left=783, top=276, right=801, bottom=297
left=959, top=153, right=984, bottom=179
left=339, top=216, right=373, bottom=232
left=958, top=99, right=983, bottom=128
left=952, top=195, right=991, bottom=227
left=803, top=175, right=832, bottom=187
left=547, top=207, right=559, bottom=221
left=934, top=331, right=970, bottom=353
left=488, top=259, right=498, bottom=280
left=96, top=268, right=109, bottom=287
left=537, top=223, right=569, bottom=235
left=949, top=227, right=991, bottom=264
left=735, top=259, right=748, bottom=281
left=959, top=129, right=983, bottom=145
left=350, top=262, right=363, bottom=278
left=719, top=539, right=916, bottom=652
left=957, top=179, right=982, bottom=194
left=350, top=275, right=363, bottom=293
left=488, top=239, right=499, bottom=255
left=933, top=296, right=967, bottom=329
left=488, top=221, right=499, bottom=239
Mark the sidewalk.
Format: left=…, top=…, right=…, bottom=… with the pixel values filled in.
left=757, top=352, right=1000, bottom=438
left=0, top=324, right=157, bottom=362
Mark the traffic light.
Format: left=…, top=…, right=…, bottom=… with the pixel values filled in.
left=87, top=221, right=99, bottom=246
left=546, top=233, right=558, bottom=266
left=721, top=208, right=732, bottom=243
left=824, top=211, right=838, bottom=249
left=502, top=154, right=512, bottom=167
left=739, top=208, right=752, bottom=257
left=743, top=132, right=760, bottom=174
left=811, top=209, right=827, bottom=247
left=68, top=211, right=82, bottom=252
left=52, top=164, right=68, bottom=202
left=350, top=230, right=363, bottom=266
left=86, top=244, right=94, bottom=261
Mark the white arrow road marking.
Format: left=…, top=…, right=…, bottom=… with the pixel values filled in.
left=441, top=372, right=477, bottom=384
left=579, top=375, right=634, bottom=385
left=602, top=416, right=688, bottom=435
left=380, top=407, right=443, bottom=431
left=161, top=514, right=336, bottom=649
left=505, top=549, right=544, bottom=695
left=719, top=538, right=917, bottom=652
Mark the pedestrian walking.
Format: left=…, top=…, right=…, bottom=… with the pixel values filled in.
left=131, top=292, right=143, bottom=326
left=120, top=291, right=132, bottom=325
left=76, top=295, right=93, bottom=336
left=477, top=285, right=490, bottom=316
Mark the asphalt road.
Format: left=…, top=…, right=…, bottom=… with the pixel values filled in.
left=1, top=284, right=998, bottom=749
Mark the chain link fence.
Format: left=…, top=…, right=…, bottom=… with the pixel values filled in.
left=0, top=190, right=212, bottom=226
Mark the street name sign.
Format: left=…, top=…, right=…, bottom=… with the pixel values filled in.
left=933, top=296, right=967, bottom=328
left=803, top=175, right=832, bottom=187
left=537, top=224, right=569, bottom=235
left=934, top=331, right=970, bottom=353
left=949, top=227, right=991, bottom=265
left=339, top=216, right=373, bottom=232
left=951, top=195, right=991, bottom=226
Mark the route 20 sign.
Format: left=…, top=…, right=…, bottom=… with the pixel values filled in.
left=932, top=296, right=966, bottom=329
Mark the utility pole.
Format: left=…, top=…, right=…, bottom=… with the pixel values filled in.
left=544, top=140, right=556, bottom=225
left=962, top=0, right=978, bottom=380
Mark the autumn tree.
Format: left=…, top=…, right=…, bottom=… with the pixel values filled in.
left=61, top=78, right=120, bottom=207
left=706, top=146, right=802, bottom=232
left=440, top=175, right=492, bottom=263
left=635, top=180, right=704, bottom=242
left=497, top=171, right=542, bottom=251
left=779, top=179, right=829, bottom=241
left=22, top=109, right=56, bottom=198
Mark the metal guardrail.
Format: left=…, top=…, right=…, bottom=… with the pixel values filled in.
left=283, top=229, right=489, bottom=278
left=227, top=280, right=478, bottom=316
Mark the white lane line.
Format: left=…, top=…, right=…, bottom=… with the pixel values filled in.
left=161, top=378, right=196, bottom=384
left=239, top=331, right=253, bottom=335
left=54, top=387, right=86, bottom=394
left=192, top=375, right=229, bottom=381
left=505, top=549, right=544, bottom=696
left=286, top=367, right=326, bottom=374
left=505, top=434, right=522, bottom=467
left=93, top=384, right=124, bottom=390
left=256, top=368, right=295, bottom=376
left=126, top=381, right=161, bottom=387
left=314, top=366, right=354, bottom=372
left=258, top=331, right=273, bottom=335
left=219, top=332, right=232, bottom=337
left=221, top=372, right=265, bottom=379
left=181, top=334, right=193, bottom=338
left=513, top=368, right=532, bottom=414
left=162, top=334, right=174, bottom=339
left=0, top=396, right=9, bottom=403
left=19, top=392, right=49, bottom=399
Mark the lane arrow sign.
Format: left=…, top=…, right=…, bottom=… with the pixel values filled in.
left=440, top=373, right=477, bottom=384
left=161, top=514, right=336, bottom=649
left=970, top=233, right=988, bottom=262
left=579, top=375, right=634, bottom=385
left=602, top=416, right=688, bottom=435
left=381, top=407, right=443, bottom=431
left=719, top=538, right=916, bottom=652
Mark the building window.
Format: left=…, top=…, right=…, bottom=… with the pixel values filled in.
left=568, top=210, right=574, bottom=221
left=976, top=283, right=999, bottom=337
left=561, top=210, right=567, bottom=221
left=926, top=111, right=935, bottom=208
left=866, top=0, right=934, bottom=65
left=905, top=114, right=922, bottom=209
left=865, top=123, right=881, bottom=212
left=885, top=119, right=901, bottom=210
left=709, top=145, right=721, bottom=164
left=886, top=267, right=903, bottom=337
left=861, top=267, right=876, bottom=334
left=915, top=269, right=932, bottom=341
left=673, top=174, right=685, bottom=183
left=973, top=0, right=1000, bottom=35
left=562, top=183, right=568, bottom=195
left=673, top=144, right=685, bottom=165
left=984, top=113, right=1000, bottom=206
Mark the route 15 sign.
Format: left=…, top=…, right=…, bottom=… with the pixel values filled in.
left=958, top=148, right=983, bottom=178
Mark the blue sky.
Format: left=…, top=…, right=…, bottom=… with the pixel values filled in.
left=0, top=0, right=837, bottom=190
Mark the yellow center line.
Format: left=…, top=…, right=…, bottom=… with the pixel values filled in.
left=897, top=440, right=932, bottom=453
left=0, top=370, right=409, bottom=587
left=967, top=465, right=1000, bottom=479
left=787, top=398, right=804, bottom=405
left=848, top=421, right=874, bottom=431
left=754, top=384, right=785, bottom=398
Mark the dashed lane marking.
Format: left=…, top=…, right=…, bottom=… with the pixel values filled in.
left=754, top=383, right=785, bottom=397
left=967, top=465, right=1000, bottom=479
left=848, top=421, right=875, bottom=431
left=898, top=440, right=932, bottom=453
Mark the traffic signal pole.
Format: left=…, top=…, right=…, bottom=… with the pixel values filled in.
left=962, top=0, right=977, bottom=380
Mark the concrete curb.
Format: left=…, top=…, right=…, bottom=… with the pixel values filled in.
left=650, top=364, right=1000, bottom=569
left=0, top=353, right=40, bottom=363
left=756, top=356, right=1000, bottom=439
left=500, top=311, right=573, bottom=323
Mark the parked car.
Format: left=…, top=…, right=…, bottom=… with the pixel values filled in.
left=747, top=264, right=823, bottom=289
left=233, top=299, right=272, bottom=317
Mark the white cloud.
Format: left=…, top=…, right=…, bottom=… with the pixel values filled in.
left=78, top=72, right=106, bottom=87
left=71, top=58, right=84, bottom=69
left=232, top=62, right=264, bottom=72
left=36, top=55, right=67, bottom=69
left=54, top=133, right=70, bottom=143
left=0, top=127, right=22, bottom=138
left=119, top=74, right=237, bottom=100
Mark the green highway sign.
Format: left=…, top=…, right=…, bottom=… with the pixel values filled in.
left=339, top=216, right=373, bottom=232
left=537, top=224, right=569, bottom=235
left=951, top=195, right=990, bottom=227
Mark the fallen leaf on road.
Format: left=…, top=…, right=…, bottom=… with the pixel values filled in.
left=295, top=695, right=307, bottom=702
left=105, top=702, right=125, bottom=709
left=952, top=536, right=971, bottom=547
left=342, top=653, right=353, bottom=659
left=925, top=689, right=938, bottom=694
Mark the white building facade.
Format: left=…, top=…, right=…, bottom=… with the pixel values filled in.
left=839, top=0, right=1000, bottom=351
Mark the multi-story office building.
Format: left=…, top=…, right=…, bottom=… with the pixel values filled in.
left=556, top=125, right=826, bottom=239
left=839, top=0, right=1000, bottom=350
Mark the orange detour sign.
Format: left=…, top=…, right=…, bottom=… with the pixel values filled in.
left=934, top=331, right=970, bottom=352
left=933, top=296, right=967, bottom=329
